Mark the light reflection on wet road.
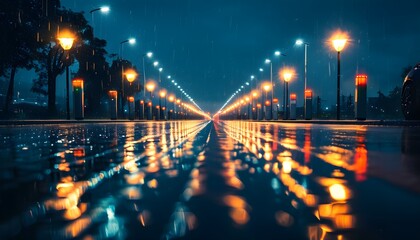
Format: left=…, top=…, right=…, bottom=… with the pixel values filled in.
left=1, top=121, right=420, bottom=239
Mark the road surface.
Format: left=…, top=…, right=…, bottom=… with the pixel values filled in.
left=1, top=120, right=420, bottom=239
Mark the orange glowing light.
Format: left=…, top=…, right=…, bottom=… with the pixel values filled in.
left=57, top=30, right=76, bottom=50
left=146, top=82, right=155, bottom=92
left=265, top=100, right=270, bottom=106
left=290, top=93, right=297, bottom=101
left=252, top=91, right=259, bottom=98
left=329, top=183, right=347, bottom=201
left=263, top=83, right=271, bottom=92
left=108, top=90, right=117, bottom=98
left=273, top=98, right=278, bottom=103
left=159, top=90, right=167, bottom=98
left=305, top=90, right=313, bottom=99
left=330, top=30, right=349, bottom=52
left=356, top=74, right=367, bottom=86
left=140, top=100, right=144, bottom=104
left=124, top=69, right=138, bottom=83
left=73, top=148, right=85, bottom=157
left=256, top=103, right=262, bottom=108
left=128, top=96, right=135, bottom=102
left=280, top=67, right=296, bottom=82
left=168, top=95, right=175, bottom=102
left=72, top=79, right=83, bottom=88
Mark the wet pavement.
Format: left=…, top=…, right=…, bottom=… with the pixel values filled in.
left=1, top=120, right=420, bottom=240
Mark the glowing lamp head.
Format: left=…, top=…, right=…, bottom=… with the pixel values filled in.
left=265, top=59, right=271, bottom=64
left=252, top=91, right=258, bottom=98
left=128, top=38, right=136, bottom=44
left=332, top=39, right=347, bottom=52
left=108, top=90, right=117, bottom=98
left=295, top=39, right=304, bottom=46
left=159, top=90, right=166, bottom=98
left=153, top=61, right=159, bottom=67
left=146, top=52, right=153, bottom=58
left=245, top=97, right=250, bottom=102
left=259, top=68, right=264, bottom=72
left=124, top=69, right=137, bottom=83
left=274, top=51, right=281, bottom=56
left=265, top=100, right=270, bottom=106
left=168, top=95, right=175, bottom=102
left=146, top=82, right=155, bottom=92
left=330, top=30, right=349, bottom=52
left=305, top=90, right=313, bottom=98
left=57, top=30, right=75, bottom=50
left=356, top=74, right=368, bottom=86
left=176, top=99, right=181, bottom=104
left=290, top=94, right=297, bottom=101
left=251, top=75, right=255, bottom=80
left=283, top=72, right=292, bottom=82
left=128, top=96, right=135, bottom=102
left=100, top=6, right=110, bottom=13
left=72, top=79, right=83, bottom=88
left=263, top=83, right=271, bottom=92
left=257, top=103, right=262, bottom=108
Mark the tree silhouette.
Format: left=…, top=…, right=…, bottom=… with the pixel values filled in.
left=0, top=0, right=46, bottom=113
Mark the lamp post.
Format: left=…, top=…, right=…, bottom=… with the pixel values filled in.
left=119, top=38, right=136, bottom=59
left=146, top=82, right=155, bottom=120
left=296, top=39, right=309, bottom=119
left=265, top=59, right=273, bottom=120
left=89, top=6, right=110, bottom=35
left=263, top=83, right=271, bottom=120
left=58, top=33, right=75, bottom=120
left=168, top=95, right=175, bottom=120
left=123, top=69, right=137, bottom=119
left=252, top=91, right=258, bottom=120
left=283, top=70, right=293, bottom=120
left=331, top=33, right=348, bottom=120
left=159, top=90, right=166, bottom=120
left=142, top=52, right=153, bottom=97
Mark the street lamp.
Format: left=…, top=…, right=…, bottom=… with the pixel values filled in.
left=120, top=38, right=136, bottom=59
left=296, top=39, right=309, bottom=118
left=146, top=82, right=155, bottom=120
left=159, top=90, right=166, bottom=120
left=262, top=83, right=271, bottom=120
left=331, top=31, right=349, bottom=120
left=282, top=69, right=294, bottom=120
left=58, top=31, right=75, bottom=120
left=265, top=59, right=273, bottom=120
left=168, top=94, right=175, bottom=120
left=142, top=51, right=153, bottom=97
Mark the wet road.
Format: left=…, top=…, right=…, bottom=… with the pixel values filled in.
left=1, top=121, right=420, bottom=239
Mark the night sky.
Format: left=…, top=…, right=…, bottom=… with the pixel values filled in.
left=21, top=0, right=420, bottom=113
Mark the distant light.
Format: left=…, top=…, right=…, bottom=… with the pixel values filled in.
left=146, top=52, right=153, bottom=58
left=153, top=61, right=159, bottom=67
left=159, top=67, right=163, bottom=72
left=174, top=83, right=177, bottom=86
left=167, top=75, right=171, bottom=79
left=128, top=38, right=136, bottom=44
left=245, top=82, right=249, bottom=86
left=241, top=85, right=244, bottom=88
left=259, top=68, right=263, bottom=72
left=100, top=6, right=110, bottom=13
left=251, top=75, right=255, bottom=80
left=295, top=39, right=304, bottom=46
left=265, top=59, right=271, bottom=64
left=274, top=50, right=281, bottom=56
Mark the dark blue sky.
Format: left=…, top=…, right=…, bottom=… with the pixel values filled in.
left=19, top=0, right=420, bottom=112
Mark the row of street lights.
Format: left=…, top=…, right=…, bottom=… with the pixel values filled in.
left=218, top=30, right=348, bottom=120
